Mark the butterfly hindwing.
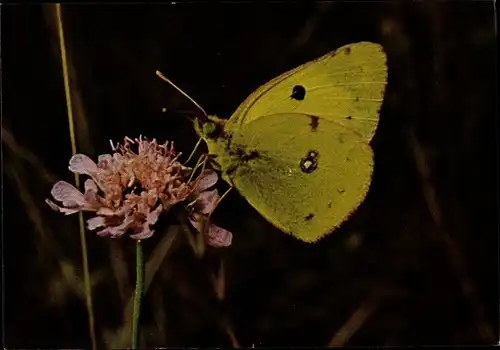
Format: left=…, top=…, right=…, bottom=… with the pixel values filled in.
left=226, top=113, right=373, bottom=242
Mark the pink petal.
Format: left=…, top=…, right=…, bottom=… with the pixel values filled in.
left=84, top=179, right=98, bottom=193
left=96, top=216, right=134, bottom=238
left=50, top=181, right=87, bottom=207
left=97, top=207, right=116, bottom=216
left=83, top=180, right=101, bottom=206
left=197, top=189, right=219, bottom=214
left=97, top=154, right=114, bottom=166
left=206, top=224, right=233, bottom=247
left=196, top=170, right=218, bottom=192
left=87, top=216, right=106, bottom=230
left=45, top=199, right=80, bottom=215
left=96, top=228, right=113, bottom=237
left=130, top=225, right=154, bottom=240
left=111, top=202, right=133, bottom=217
left=147, top=204, right=163, bottom=226
left=68, top=154, right=99, bottom=175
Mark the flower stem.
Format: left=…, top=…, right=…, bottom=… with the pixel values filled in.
left=132, top=240, right=144, bottom=349
left=54, top=4, right=96, bottom=349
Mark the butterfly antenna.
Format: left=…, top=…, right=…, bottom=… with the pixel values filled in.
left=156, top=70, right=208, bottom=120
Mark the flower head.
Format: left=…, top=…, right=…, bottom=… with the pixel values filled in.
left=46, top=136, right=192, bottom=239
left=47, top=136, right=233, bottom=246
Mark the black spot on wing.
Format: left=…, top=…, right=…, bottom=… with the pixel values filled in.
left=345, top=116, right=352, bottom=120
left=300, top=159, right=315, bottom=173
left=226, top=145, right=258, bottom=177
left=243, top=150, right=260, bottom=162
left=300, top=150, right=319, bottom=173
left=337, top=188, right=345, bottom=194
left=309, top=115, right=319, bottom=131
left=291, top=85, right=306, bottom=101
left=232, top=144, right=260, bottom=161
left=328, top=202, right=332, bottom=208
left=226, top=163, right=238, bottom=177
left=304, top=213, right=314, bottom=221
left=344, top=46, right=351, bottom=55
left=307, top=150, right=318, bottom=159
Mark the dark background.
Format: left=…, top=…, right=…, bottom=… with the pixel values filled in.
left=2, top=2, right=498, bottom=348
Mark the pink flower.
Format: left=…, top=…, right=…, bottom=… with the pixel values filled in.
left=47, top=136, right=233, bottom=246
left=188, top=169, right=233, bottom=248
left=46, top=136, right=193, bottom=240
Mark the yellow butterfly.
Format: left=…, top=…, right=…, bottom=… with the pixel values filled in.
left=159, top=41, right=387, bottom=243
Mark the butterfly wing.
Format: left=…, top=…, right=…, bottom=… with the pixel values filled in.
left=226, top=113, right=373, bottom=242
left=227, top=42, right=387, bottom=142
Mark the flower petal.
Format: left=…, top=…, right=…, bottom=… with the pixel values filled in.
left=97, top=207, right=118, bottom=216
left=128, top=205, right=163, bottom=240
left=97, top=153, right=114, bottom=166
left=45, top=199, right=81, bottom=215
left=84, top=179, right=99, bottom=193
left=147, top=204, right=163, bottom=226
left=206, top=224, right=232, bottom=247
left=87, top=216, right=107, bottom=230
left=50, top=181, right=87, bottom=207
left=130, top=226, right=154, bottom=240
left=96, top=216, right=135, bottom=238
left=195, top=169, right=218, bottom=192
left=197, top=189, right=219, bottom=214
left=96, top=228, right=113, bottom=237
left=68, top=154, right=99, bottom=175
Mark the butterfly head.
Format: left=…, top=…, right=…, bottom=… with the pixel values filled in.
left=194, top=115, right=227, bottom=141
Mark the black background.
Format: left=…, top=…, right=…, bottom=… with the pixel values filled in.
left=2, top=2, right=498, bottom=348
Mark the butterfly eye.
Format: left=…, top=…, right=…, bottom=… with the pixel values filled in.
left=202, top=121, right=220, bottom=139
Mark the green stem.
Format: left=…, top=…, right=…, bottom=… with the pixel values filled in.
left=132, top=240, right=144, bottom=349
left=54, top=4, right=96, bottom=349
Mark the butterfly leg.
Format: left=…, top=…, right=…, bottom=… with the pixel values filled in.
left=184, top=137, right=204, bottom=165
left=187, top=153, right=208, bottom=182
left=208, top=186, right=233, bottom=222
